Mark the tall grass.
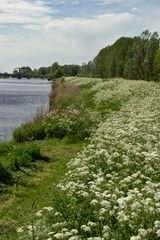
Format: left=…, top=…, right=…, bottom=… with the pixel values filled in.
left=13, top=109, right=47, bottom=143
left=0, top=142, right=46, bottom=185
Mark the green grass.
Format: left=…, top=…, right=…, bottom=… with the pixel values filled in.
left=0, top=79, right=90, bottom=239
left=0, top=139, right=83, bottom=239
left=13, top=120, right=46, bottom=142
left=0, top=77, right=141, bottom=239
left=0, top=142, right=46, bottom=187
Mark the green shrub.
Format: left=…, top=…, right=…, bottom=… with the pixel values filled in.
left=54, top=68, right=63, bottom=78
left=0, top=163, right=13, bottom=185
left=7, top=143, right=43, bottom=170
left=44, top=122, right=67, bottom=139
left=13, top=121, right=46, bottom=143
left=13, top=105, right=101, bottom=144
left=0, top=142, right=14, bottom=156
left=0, top=141, right=45, bottom=185
left=43, top=108, right=101, bottom=143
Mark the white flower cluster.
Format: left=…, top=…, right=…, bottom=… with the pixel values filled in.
left=55, top=80, right=160, bottom=239
left=42, top=107, right=101, bottom=140
left=90, top=78, right=155, bottom=105
left=17, top=206, right=54, bottom=239
left=17, top=79, right=160, bottom=239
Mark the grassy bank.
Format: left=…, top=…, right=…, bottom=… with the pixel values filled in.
left=0, top=78, right=160, bottom=240
left=0, top=139, right=83, bottom=240
left=0, top=78, right=97, bottom=239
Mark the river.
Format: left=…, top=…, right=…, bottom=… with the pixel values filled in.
left=0, top=78, right=51, bottom=142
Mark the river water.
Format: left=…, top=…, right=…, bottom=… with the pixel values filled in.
left=0, top=78, right=51, bottom=142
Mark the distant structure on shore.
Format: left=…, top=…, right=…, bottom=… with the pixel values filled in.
left=0, top=68, right=34, bottom=79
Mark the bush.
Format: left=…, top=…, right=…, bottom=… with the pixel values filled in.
left=0, top=163, right=13, bottom=185
left=54, top=68, right=63, bottom=78
left=7, top=143, right=43, bottom=170
left=13, top=79, right=97, bottom=143
left=0, top=142, right=14, bottom=156
left=43, top=108, right=101, bottom=143
left=13, top=108, right=101, bottom=143
left=0, top=141, right=45, bottom=185
left=13, top=121, right=46, bottom=143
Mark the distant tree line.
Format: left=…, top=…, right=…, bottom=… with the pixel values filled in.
left=80, top=30, right=160, bottom=81
left=14, top=30, right=160, bottom=81
left=13, top=63, right=80, bottom=79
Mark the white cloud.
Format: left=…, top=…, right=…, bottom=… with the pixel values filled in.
left=0, top=0, right=52, bottom=14
left=0, top=11, right=139, bottom=72
left=0, top=34, right=10, bottom=45
left=0, top=0, right=160, bottom=72
left=91, top=0, right=127, bottom=4
left=0, top=0, right=56, bottom=25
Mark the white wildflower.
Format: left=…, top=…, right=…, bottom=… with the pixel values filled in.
left=17, top=227, right=24, bottom=233
left=36, top=210, right=43, bottom=217
left=81, top=225, right=91, bottom=232
left=54, top=233, right=65, bottom=239
left=43, top=206, right=54, bottom=211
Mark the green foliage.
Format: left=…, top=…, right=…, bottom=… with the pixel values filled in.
left=78, top=61, right=96, bottom=77
left=96, top=99, right=122, bottom=114
left=0, top=139, right=83, bottom=238
left=43, top=114, right=67, bottom=139
left=92, top=37, right=134, bottom=79
left=13, top=108, right=100, bottom=144
left=7, top=143, right=43, bottom=170
left=43, top=108, right=101, bottom=143
left=0, top=142, right=44, bottom=186
left=80, top=30, right=160, bottom=81
left=61, top=64, right=80, bottom=76
left=14, top=62, right=80, bottom=79
left=13, top=79, right=97, bottom=143
left=54, top=68, right=63, bottom=78
left=153, top=49, right=160, bottom=81
left=0, top=142, right=15, bottom=156
left=13, top=120, right=46, bottom=143
left=0, top=162, right=13, bottom=185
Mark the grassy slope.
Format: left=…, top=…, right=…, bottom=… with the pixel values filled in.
left=0, top=139, right=83, bottom=239
left=0, top=77, right=159, bottom=239
left=0, top=79, right=87, bottom=239
left=0, top=78, right=145, bottom=237
left=0, top=140, right=82, bottom=215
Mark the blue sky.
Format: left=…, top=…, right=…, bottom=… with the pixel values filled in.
left=0, top=0, right=160, bottom=72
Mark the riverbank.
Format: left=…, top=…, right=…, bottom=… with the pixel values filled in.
left=0, top=77, right=96, bottom=239
left=0, top=77, right=160, bottom=239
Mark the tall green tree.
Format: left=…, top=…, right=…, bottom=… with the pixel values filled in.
left=92, top=30, right=160, bottom=81
left=143, top=32, right=159, bottom=81
left=153, top=49, right=160, bottom=81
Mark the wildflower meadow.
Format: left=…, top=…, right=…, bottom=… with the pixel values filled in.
left=17, top=78, right=160, bottom=240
